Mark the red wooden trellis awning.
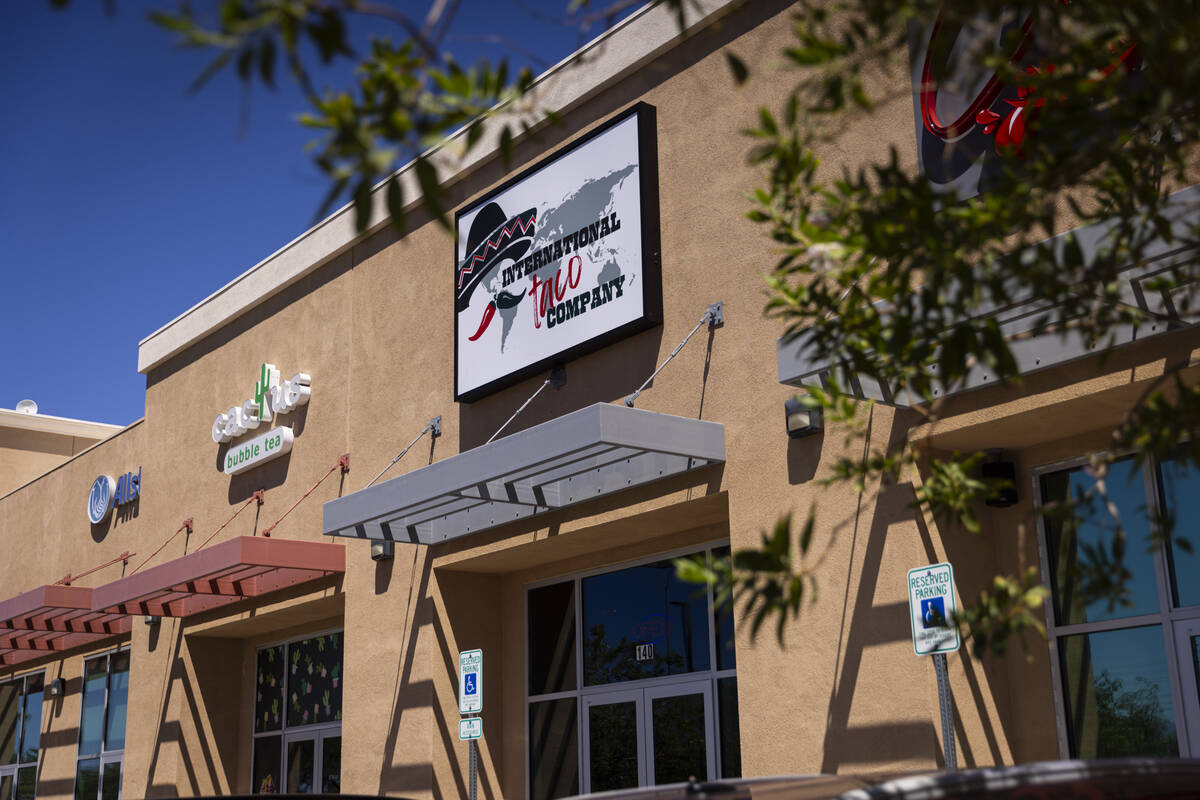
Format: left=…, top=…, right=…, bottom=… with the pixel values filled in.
left=90, top=536, right=344, bottom=618
left=0, top=584, right=131, bottom=667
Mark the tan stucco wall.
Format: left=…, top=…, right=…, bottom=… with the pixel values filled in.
left=0, top=426, right=115, bottom=500
left=2, top=2, right=1193, bottom=798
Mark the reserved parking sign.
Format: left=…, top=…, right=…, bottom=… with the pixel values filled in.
left=907, top=562, right=961, bottom=656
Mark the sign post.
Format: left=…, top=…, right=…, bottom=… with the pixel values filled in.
left=458, top=649, right=483, bottom=800
left=907, top=562, right=960, bottom=769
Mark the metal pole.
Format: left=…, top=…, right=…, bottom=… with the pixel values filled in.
left=933, top=653, right=957, bottom=769
left=469, top=737, right=478, bottom=800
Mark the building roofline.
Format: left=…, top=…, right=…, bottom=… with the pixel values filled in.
left=0, top=407, right=125, bottom=440
left=0, top=417, right=145, bottom=503
left=135, top=0, right=740, bottom=375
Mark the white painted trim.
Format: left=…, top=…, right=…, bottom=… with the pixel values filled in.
left=136, top=0, right=742, bottom=375
left=0, top=407, right=124, bottom=439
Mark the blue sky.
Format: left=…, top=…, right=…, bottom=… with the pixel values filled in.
left=0, top=0, right=638, bottom=426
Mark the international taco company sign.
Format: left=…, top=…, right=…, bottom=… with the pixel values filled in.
left=212, top=363, right=311, bottom=475
left=453, top=103, right=662, bottom=401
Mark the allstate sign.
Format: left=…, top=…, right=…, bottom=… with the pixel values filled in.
left=88, top=467, right=141, bottom=524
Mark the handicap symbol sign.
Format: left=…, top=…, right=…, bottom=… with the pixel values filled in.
left=921, top=596, right=946, bottom=629
left=464, top=673, right=477, bottom=695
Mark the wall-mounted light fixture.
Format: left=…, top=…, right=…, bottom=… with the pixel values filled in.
left=48, top=678, right=65, bottom=697
left=371, top=541, right=395, bottom=562
left=784, top=397, right=823, bottom=438
left=145, top=615, right=161, bottom=626
left=982, top=450, right=1018, bottom=508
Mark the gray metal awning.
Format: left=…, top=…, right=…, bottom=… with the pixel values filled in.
left=777, top=185, right=1200, bottom=405
left=322, top=403, right=724, bottom=545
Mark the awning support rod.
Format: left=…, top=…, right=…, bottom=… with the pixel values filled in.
left=195, top=491, right=264, bottom=551
left=262, top=454, right=351, bottom=537
left=367, top=416, right=443, bottom=488
left=131, top=518, right=194, bottom=574
left=57, top=552, right=134, bottom=586
left=487, top=365, right=566, bottom=445
left=626, top=301, right=723, bottom=407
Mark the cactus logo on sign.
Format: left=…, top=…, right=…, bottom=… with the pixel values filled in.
left=211, top=363, right=311, bottom=475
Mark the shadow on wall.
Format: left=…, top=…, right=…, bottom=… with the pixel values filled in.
left=375, top=546, right=437, bottom=797
left=434, top=569, right=502, bottom=800
left=817, top=408, right=1028, bottom=772
left=141, top=621, right=243, bottom=798
left=91, top=498, right=140, bottom=544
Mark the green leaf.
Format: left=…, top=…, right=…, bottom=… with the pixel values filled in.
left=414, top=156, right=447, bottom=229
left=725, top=51, right=749, bottom=85
left=188, top=50, right=234, bottom=95
left=385, top=175, right=405, bottom=233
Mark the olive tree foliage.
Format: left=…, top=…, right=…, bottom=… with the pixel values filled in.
left=52, top=1, right=1200, bottom=657
left=678, top=0, right=1200, bottom=657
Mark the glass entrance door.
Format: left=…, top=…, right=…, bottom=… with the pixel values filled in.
left=283, top=728, right=341, bottom=794
left=582, top=680, right=715, bottom=793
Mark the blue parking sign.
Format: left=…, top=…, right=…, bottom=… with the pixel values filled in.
left=920, top=596, right=946, bottom=628
left=459, top=649, right=483, bottom=713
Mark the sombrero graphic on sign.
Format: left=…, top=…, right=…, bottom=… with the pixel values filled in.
left=454, top=104, right=662, bottom=401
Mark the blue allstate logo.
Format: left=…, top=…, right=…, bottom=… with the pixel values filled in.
left=88, top=475, right=115, bottom=524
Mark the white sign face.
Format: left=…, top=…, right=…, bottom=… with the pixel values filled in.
left=458, top=649, right=482, bottom=714
left=224, top=426, right=294, bottom=475
left=458, top=717, right=483, bottom=740
left=908, top=562, right=961, bottom=656
left=454, top=104, right=661, bottom=401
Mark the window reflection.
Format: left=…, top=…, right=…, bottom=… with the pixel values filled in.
left=582, top=559, right=710, bottom=686
left=1042, top=458, right=1159, bottom=625
left=1059, top=626, right=1178, bottom=757
left=78, top=660, right=107, bottom=756
left=19, top=675, right=42, bottom=763
left=529, top=699, right=577, bottom=800
left=1156, top=453, right=1200, bottom=608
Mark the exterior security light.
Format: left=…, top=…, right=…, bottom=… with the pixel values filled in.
left=48, top=678, right=65, bottom=697
left=982, top=450, right=1018, bottom=508
left=145, top=615, right=161, bottom=626
left=784, top=397, right=823, bottom=438
left=371, top=541, right=394, bottom=561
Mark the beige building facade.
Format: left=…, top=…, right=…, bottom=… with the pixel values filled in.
left=3, top=2, right=1200, bottom=799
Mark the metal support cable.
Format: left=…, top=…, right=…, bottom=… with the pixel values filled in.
left=487, top=379, right=551, bottom=444
left=57, top=552, right=135, bottom=586
left=261, top=454, right=351, bottom=538
left=131, top=518, right=194, bottom=574
left=196, top=490, right=265, bottom=551
left=367, top=416, right=442, bottom=488
left=625, top=302, right=723, bottom=407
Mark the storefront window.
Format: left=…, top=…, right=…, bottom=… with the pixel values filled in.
left=75, top=650, right=129, bottom=800
left=1058, top=626, right=1178, bottom=757
left=581, top=558, right=711, bottom=685
left=0, top=672, right=42, bottom=800
left=1039, top=454, right=1200, bottom=758
left=252, top=631, right=343, bottom=794
left=527, top=546, right=740, bottom=799
left=1157, top=453, right=1200, bottom=609
left=1042, top=458, right=1159, bottom=625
